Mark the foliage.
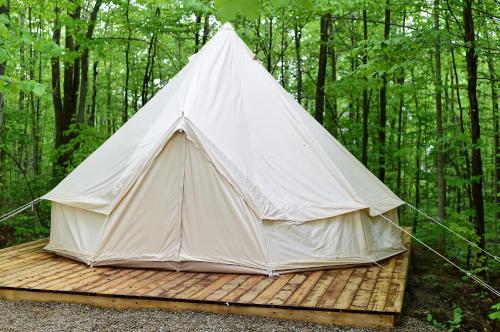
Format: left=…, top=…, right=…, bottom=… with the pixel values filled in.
left=489, top=303, right=500, bottom=321
left=427, top=306, right=463, bottom=331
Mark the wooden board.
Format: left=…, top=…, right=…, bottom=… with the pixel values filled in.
left=0, top=227, right=412, bottom=329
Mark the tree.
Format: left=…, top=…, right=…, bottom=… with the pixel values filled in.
left=434, top=0, right=446, bottom=252
left=77, top=0, right=103, bottom=124
left=463, top=0, right=485, bottom=255
left=314, top=13, right=329, bottom=125
left=378, top=0, right=390, bottom=181
left=361, top=9, right=369, bottom=166
left=0, top=0, right=9, bottom=134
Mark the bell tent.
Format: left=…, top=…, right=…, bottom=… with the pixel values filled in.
left=43, top=23, right=406, bottom=275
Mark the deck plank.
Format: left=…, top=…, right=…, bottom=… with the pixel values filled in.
left=27, top=264, right=91, bottom=289
left=267, top=273, right=307, bottom=305
left=385, top=237, right=412, bottom=312
left=0, top=255, right=66, bottom=282
left=317, top=268, right=353, bottom=308
left=367, top=258, right=397, bottom=311
left=285, top=271, right=323, bottom=306
left=332, top=267, right=367, bottom=309
left=77, top=268, right=137, bottom=292
left=253, top=274, right=294, bottom=305
left=0, top=239, right=47, bottom=256
left=175, top=274, right=222, bottom=299
left=113, top=271, right=164, bottom=295
left=235, top=277, right=275, bottom=303
left=301, top=270, right=338, bottom=307
left=191, top=274, right=237, bottom=301
left=161, top=273, right=208, bottom=298
left=1, top=259, right=80, bottom=287
left=0, top=251, right=53, bottom=271
left=145, top=272, right=196, bottom=297
left=82, top=269, right=143, bottom=293
left=350, top=265, right=381, bottom=310
left=48, top=267, right=114, bottom=291
left=221, top=275, right=264, bottom=303
left=129, top=272, right=176, bottom=296
left=205, top=275, right=250, bottom=301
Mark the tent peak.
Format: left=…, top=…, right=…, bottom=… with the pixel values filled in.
left=220, top=22, right=235, bottom=31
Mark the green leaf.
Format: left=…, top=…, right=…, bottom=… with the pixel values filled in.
left=0, top=47, right=9, bottom=63
left=0, top=13, right=9, bottom=25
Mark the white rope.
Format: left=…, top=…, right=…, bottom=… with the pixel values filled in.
left=407, top=203, right=499, bottom=263
left=377, top=212, right=499, bottom=297
left=0, top=198, right=41, bottom=223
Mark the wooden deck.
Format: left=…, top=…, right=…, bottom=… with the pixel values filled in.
left=0, top=227, right=412, bottom=328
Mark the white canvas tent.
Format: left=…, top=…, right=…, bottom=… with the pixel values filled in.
left=43, top=23, right=406, bottom=275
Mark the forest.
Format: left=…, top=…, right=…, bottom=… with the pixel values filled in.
left=0, top=0, right=498, bottom=329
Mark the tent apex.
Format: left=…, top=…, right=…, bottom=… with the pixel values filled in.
left=221, top=22, right=235, bottom=31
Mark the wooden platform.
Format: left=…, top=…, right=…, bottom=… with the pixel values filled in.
left=0, top=228, right=411, bottom=328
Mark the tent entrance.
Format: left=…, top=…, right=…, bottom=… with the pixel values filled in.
left=91, top=131, right=269, bottom=271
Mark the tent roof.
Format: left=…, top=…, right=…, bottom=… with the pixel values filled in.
left=43, top=23, right=404, bottom=221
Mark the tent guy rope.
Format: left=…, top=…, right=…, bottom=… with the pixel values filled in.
left=406, top=203, right=499, bottom=263
left=0, top=198, right=41, bottom=224
left=378, top=211, right=500, bottom=297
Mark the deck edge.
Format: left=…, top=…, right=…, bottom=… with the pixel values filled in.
left=0, top=287, right=395, bottom=328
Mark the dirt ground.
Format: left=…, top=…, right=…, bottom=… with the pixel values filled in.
left=404, top=245, right=499, bottom=331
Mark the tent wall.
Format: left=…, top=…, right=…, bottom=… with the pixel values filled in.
left=264, top=209, right=405, bottom=271
left=46, top=202, right=106, bottom=263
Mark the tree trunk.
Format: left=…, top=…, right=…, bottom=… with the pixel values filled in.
left=106, top=61, right=113, bottom=133
left=202, top=14, right=210, bottom=45
left=267, top=18, right=273, bottom=72
left=486, top=44, right=499, bottom=242
left=414, top=117, right=422, bottom=232
left=361, top=9, right=369, bottom=166
left=51, top=5, right=63, bottom=160
left=447, top=19, right=473, bottom=214
left=18, top=12, right=26, bottom=115
left=77, top=0, right=103, bottom=125
left=396, top=11, right=406, bottom=196
left=59, top=5, right=81, bottom=170
left=329, top=17, right=338, bottom=138
left=434, top=0, right=446, bottom=252
left=123, top=0, right=131, bottom=124
left=463, top=0, right=486, bottom=256
left=0, top=0, right=9, bottom=138
left=378, top=0, right=390, bottom=181
left=280, top=9, right=286, bottom=87
left=33, top=11, right=42, bottom=175
left=89, top=61, right=98, bottom=127
left=141, top=7, right=160, bottom=106
left=293, top=21, right=302, bottom=105
left=315, top=14, right=329, bottom=125
left=52, top=4, right=83, bottom=175
left=194, top=13, right=202, bottom=52
left=396, top=75, right=404, bottom=195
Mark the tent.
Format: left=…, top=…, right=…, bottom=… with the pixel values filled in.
left=43, top=23, right=406, bottom=275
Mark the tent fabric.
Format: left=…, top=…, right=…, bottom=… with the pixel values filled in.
left=43, top=23, right=407, bottom=275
